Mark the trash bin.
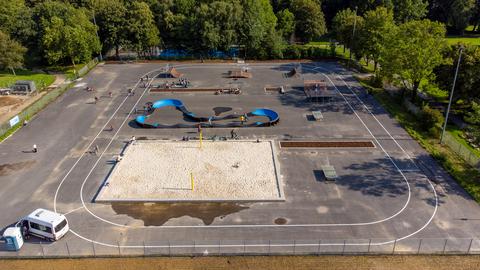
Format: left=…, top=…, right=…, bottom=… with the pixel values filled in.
left=2, top=227, right=24, bottom=251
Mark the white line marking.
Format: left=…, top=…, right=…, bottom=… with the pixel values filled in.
left=53, top=68, right=163, bottom=213
left=55, top=63, right=437, bottom=249
left=77, top=65, right=413, bottom=229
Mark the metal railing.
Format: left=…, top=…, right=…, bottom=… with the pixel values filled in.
left=2, top=238, right=479, bottom=258
left=443, top=132, right=480, bottom=168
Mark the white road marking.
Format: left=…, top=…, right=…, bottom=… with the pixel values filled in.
left=54, top=63, right=438, bottom=249
left=53, top=68, right=164, bottom=213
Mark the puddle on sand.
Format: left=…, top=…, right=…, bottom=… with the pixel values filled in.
left=0, top=160, right=36, bottom=177
left=111, top=202, right=249, bottom=226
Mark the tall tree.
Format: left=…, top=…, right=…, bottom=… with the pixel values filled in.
left=380, top=19, right=447, bottom=101
left=90, top=0, right=127, bottom=58
left=429, top=0, right=476, bottom=34
left=0, top=0, right=36, bottom=46
left=290, top=0, right=327, bottom=42
left=361, top=7, right=395, bottom=71
left=434, top=45, right=480, bottom=103
left=332, top=8, right=364, bottom=53
left=125, top=1, right=160, bottom=57
left=276, top=9, right=295, bottom=41
left=241, top=0, right=282, bottom=58
left=393, top=0, right=428, bottom=23
left=0, top=31, right=27, bottom=75
left=34, top=1, right=100, bottom=66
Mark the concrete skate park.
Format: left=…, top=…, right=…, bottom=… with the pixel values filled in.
left=1, top=61, right=480, bottom=256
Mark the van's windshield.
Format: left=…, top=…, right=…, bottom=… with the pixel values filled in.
left=54, top=219, right=67, bottom=233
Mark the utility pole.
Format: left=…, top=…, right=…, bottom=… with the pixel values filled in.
left=440, top=46, right=464, bottom=144
left=348, top=6, right=358, bottom=68
left=92, top=10, right=103, bottom=61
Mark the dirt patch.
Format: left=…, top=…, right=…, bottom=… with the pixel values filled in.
left=0, top=160, right=36, bottom=177
left=280, top=141, right=375, bottom=148
left=2, top=255, right=480, bottom=270
left=111, top=202, right=249, bottom=226
left=0, top=96, right=22, bottom=107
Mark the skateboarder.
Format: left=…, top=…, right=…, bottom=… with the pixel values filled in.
left=32, top=144, right=37, bottom=153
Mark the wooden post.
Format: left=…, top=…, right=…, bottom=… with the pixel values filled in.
left=191, top=172, right=194, bottom=191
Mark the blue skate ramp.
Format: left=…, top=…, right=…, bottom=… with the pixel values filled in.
left=135, top=99, right=279, bottom=128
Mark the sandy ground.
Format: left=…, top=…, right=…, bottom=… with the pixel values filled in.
left=98, top=140, right=282, bottom=201
left=1, top=256, right=479, bottom=270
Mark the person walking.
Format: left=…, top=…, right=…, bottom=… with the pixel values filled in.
left=94, top=96, right=99, bottom=104
left=32, top=144, right=37, bottom=153
left=130, top=136, right=136, bottom=145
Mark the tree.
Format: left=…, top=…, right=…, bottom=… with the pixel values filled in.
left=428, top=0, right=476, bottom=34
left=332, top=8, right=364, bottom=53
left=276, top=9, right=295, bottom=41
left=360, top=7, right=395, bottom=71
left=0, top=31, right=26, bottom=75
left=434, top=45, right=480, bottom=103
left=240, top=0, right=283, bottom=58
left=465, top=101, right=480, bottom=124
left=90, top=0, right=127, bottom=59
left=0, top=0, right=36, bottom=46
left=290, top=0, right=327, bottom=42
left=125, top=1, right=160, bottom=57
left=34, top=1, right=100, bottom=66
left=393, top=0, right=428, bottom=23
left=380, top=19, right=447, bottom=101
left=193, top=1, right=243, bottom=53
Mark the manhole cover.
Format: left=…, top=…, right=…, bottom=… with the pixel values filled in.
left=274, top=217, right=287, bottom=225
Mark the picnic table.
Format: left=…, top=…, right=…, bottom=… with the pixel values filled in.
left=322, top=165, right=338, bottom=181
left=312, top=111, right=323, bottom=121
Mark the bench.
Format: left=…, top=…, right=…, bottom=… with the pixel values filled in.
left=322, top=165, right=337, bottom=181
left=312, top=111, right=323, bottom=121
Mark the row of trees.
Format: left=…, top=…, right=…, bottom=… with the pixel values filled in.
left=1, top=0, right=479, bottom=69
left=333, top=7, right=447, bottom=100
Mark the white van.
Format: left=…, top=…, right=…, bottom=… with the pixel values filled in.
left=21, top=208, right=69, bottom=241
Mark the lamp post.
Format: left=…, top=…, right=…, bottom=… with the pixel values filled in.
left=440, top=46, right=464, bottom=144
left=92, top=10, right=103, bottom=61
left=348, top=6, right=358, bottom=68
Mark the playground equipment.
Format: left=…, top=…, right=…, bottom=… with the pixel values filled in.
left=135, top=99, right=279, bottom=128
left=158, top=67, right=184, bottom=78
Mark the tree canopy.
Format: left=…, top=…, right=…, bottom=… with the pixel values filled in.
left=380, top=19, right=447, bottom=100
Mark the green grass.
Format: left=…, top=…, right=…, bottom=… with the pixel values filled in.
left=357, top=76, right=480, bottom=202
left=446, top=36, right=480, bottom=46
left=47, top=63, right=87, bottom=80
left=0, top=70, right=55, bottom=89
left=305, top=42, right=376, bottom=72
left=447, top=126, right=480, bottom=158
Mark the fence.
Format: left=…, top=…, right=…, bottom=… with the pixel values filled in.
left=2, top=238, right=480, bottom=258
left=442, top=132, right=480, bottom=168
left=0, top=58, right=98, bottom=141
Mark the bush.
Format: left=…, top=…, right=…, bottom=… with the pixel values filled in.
left=419, top=105, right=443, bottom=131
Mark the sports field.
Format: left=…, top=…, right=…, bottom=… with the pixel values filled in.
left=0, top=62, right=479, bottom=257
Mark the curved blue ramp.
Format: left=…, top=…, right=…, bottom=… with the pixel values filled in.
left=135, top=99, right=279, bottom=128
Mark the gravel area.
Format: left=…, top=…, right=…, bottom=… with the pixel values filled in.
left=97, top=140, right=283, bottom=201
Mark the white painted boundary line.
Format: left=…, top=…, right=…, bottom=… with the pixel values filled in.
left=56, top=63, right=437, bottom=249
left=53, top=68, right=164, bottom=213
left=75, top=64, right=414, bottom=229
left=335, top=74, right=420, bottom=171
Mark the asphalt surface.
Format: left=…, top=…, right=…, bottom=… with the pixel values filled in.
left=0, top=62, right=479, bottom=256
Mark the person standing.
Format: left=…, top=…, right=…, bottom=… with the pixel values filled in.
left=32, top=144, right=37, bottom=153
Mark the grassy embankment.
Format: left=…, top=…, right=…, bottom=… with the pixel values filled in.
left=0, top=70, right=55, bottom=89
